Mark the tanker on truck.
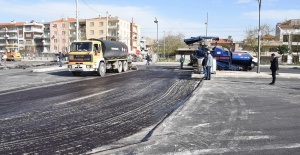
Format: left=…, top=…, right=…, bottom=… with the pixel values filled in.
left=68, top=38, right=131, bottom=76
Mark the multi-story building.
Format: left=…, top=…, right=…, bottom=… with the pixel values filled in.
left=0, top=20, right=44, bottom=57
left=50, top=18, right=77, bottom=54
left=130, top=19, right=140, bottom=53
left=0, top=21, right=24, bottom=53
left=276, top=19, right=300, bottom=54
left=0, top=16, right=140, bottom=57
left=85, top=16, right=140, bottom=54
left=140, top=36, right=153, bottom=57
left=85, top=16, right=107, bottom=40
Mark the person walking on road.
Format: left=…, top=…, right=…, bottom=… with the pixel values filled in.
left=206, top=51, right=213, bottom=80
left=270, top=53, right=279, bottom=85
left=202, top=53, right=208, bottom=78
left=145, top=53, right=150, bottom=65
left=180, top=54, right=185, bottom=69
left=0, top=53, right=2, bottom=66
left=2, top=53, right=7, bottom=66
left=58, top=52, right=64, bottom=67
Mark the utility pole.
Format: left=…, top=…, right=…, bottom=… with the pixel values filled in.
left=76, top=0, right=79, bottom=41
left=257, top=0, right=261, bottom=73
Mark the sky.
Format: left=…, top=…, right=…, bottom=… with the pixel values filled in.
left=1, top=0, right=300, bottom=41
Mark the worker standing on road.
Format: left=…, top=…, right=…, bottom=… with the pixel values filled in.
left=146, top=53, right=150, bottom=65
left=206, top=51, right=213, bottom=80
left=202, top=53, right=208, bottom=78
left=0, top=53, right=2, bottom=66
left=269, top=53, right=279, bottom=85
left=180, top=54, right=185, bottom=69
left=58, top=52, right=64, bottom=67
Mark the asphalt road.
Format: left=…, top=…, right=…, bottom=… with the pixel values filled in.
left=102, top=77, right=300, bottom=155
left=0, top=65, right=199, bottom=154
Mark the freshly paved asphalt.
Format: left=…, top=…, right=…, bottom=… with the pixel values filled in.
left=1, top=61, right=300, bottom=155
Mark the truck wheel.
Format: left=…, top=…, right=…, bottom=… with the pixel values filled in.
left=251, top=62, right=256, bottom=69
left=122, top=61, right=128, bottom=72
left=72, top=71, right=81, bottom=76
left=97, top=62, right=106, bottom=76
left=117, top=61, right=123, bottom=73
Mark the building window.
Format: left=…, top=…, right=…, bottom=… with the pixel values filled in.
left=90, top=30, right=94, bottom=35
left=99, top=22, right=103, bottom=27
left=62, top=31, right=66, bottom=35
left=62, top=39, right=66, bottom=43
left=62, top=23, right=65, bottom=28
left=283, top=35, right=289, bottom=42
left=54, top=39, right=58, bottom=43
left=25, top=33, right=32, bottom=37
left=292, top=34, right=300, bottom=42
left=25, top=40, right=32, bottom=44
left=99, top=30, right=103, bottom=35
left=90, top=22, right=94, bottom=27
left=25, top=26, right=31, bottom=31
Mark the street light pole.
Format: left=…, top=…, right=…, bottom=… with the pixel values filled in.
left=206, top=12, right=208, bottom=37
left=154, top=17, right=158, bottom=55
left=257, top=0, right=261, bottom=73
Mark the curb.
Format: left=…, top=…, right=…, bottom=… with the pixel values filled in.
left=192, top=72, right=300, bottom=79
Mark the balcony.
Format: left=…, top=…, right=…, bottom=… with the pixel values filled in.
left=108, top=25, right=119, bottom=29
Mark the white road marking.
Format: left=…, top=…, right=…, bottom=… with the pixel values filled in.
left=55, top=89, right=115, bottom=105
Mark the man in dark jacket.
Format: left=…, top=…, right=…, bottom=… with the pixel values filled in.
left=202, top=53, right=208, bottom=78
left=270, top=53, right=279, bottom=85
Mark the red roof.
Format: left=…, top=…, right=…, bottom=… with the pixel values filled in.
left=51, top=18, right=76, bottom=23
left=0, top=22, right=26, bottom=26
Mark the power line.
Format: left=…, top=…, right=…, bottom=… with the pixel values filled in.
left=81, top=0, right=104, bottom=14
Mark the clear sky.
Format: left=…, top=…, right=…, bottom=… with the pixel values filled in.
left=1, top=0, right=300, bottom=41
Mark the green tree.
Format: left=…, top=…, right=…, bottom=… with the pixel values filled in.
left=277, top=45, right=289, bottom=55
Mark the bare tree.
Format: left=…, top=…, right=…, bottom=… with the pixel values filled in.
left=244, top=24, right=275, bottom=56
left=159, top=32, right=187, bottom=57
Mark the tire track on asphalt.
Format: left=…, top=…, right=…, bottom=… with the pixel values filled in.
left=0, top=78, right=176, bottom=153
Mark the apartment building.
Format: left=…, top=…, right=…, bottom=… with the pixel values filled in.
left=0, top=20, right=44, bottom=56
left=85, top=16, right=140, bottom=53
left=130, top=20, right=140, bottom=53
left=276, top=19, right=300, bottom=54
left=0, top=16, right=140, bottom=56
left=85, top=16, right=107, bottom=40
left=50, top=18, right=77, bottom=54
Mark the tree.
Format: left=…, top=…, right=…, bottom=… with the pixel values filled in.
left=149, top=32, right=187, bottom=58
left=244, top=24, right=275, bottom=56
left=277, top=45, right=289, bottom=55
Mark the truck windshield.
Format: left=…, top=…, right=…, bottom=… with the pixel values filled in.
left=70, top=42, right=92, bottom=52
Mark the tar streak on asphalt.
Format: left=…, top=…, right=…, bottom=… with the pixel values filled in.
left=0, top=65, right=199, bottom=154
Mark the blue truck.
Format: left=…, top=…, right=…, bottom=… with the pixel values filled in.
left=183, top=36, right=257, bottom=71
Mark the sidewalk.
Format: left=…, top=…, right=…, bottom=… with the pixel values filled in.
left=92, top=76, right=300, bottom=155
left=192, top=71, right=300, bottom=79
